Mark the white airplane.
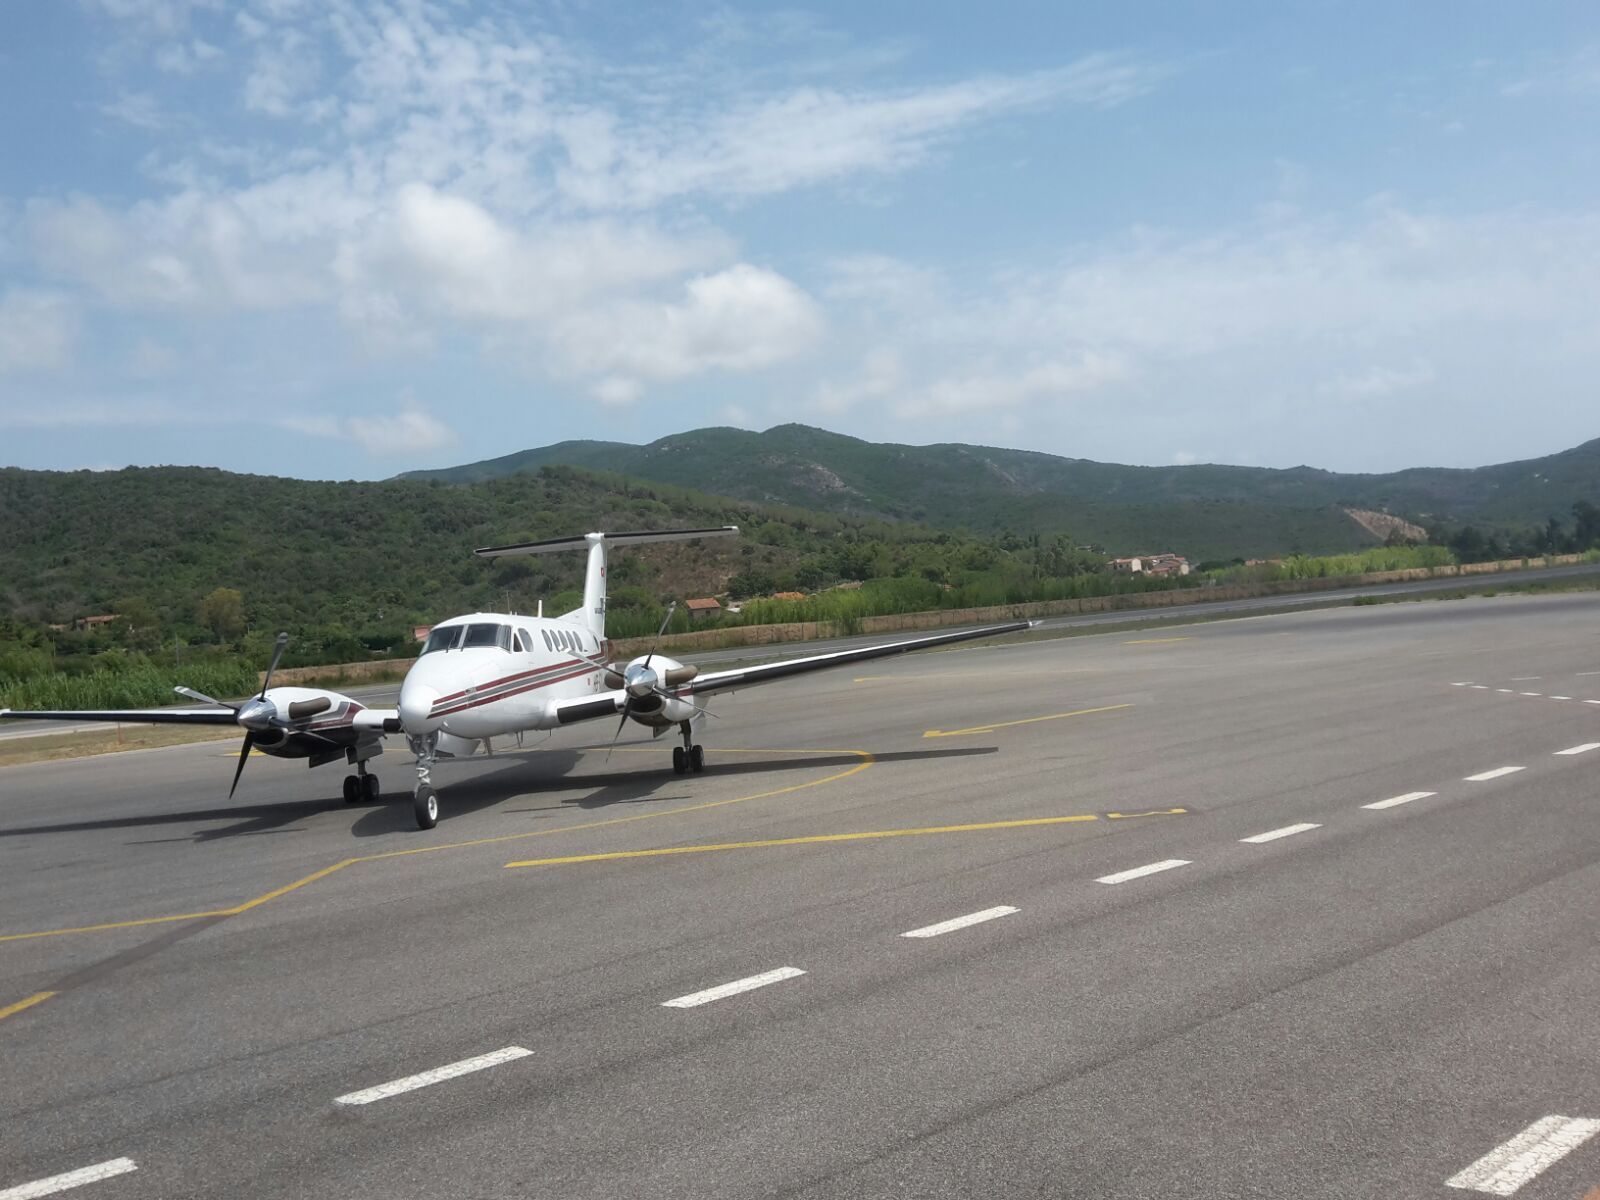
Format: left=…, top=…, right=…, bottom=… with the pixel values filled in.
left=395, top=527, right=1030, bottom=828
left=2, top=527, right=1031, bottom=831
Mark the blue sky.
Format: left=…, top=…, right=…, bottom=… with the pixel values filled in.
left=1, top=1, right=1597, bottom=479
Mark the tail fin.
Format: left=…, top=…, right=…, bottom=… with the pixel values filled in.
left=475, top=527, right=739, bottom=640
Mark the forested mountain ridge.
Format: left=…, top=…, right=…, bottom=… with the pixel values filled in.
left=402, top=424, right=1600, bottom=546
left=0, top=463, right=1098, bottom=657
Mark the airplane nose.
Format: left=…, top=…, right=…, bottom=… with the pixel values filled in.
left=399, top=682, right=440, bottom=733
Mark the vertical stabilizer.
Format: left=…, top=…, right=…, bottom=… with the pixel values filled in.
left=580, top=532, right=607, bottom=639
left=473, top=527, right=740, bottom=643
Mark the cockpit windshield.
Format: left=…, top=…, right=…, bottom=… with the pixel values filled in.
left=420, top=626, right=463, bottom=655
left=462, top=623, right=512, bottom=651
left=420, top=623, right=511, bottom=654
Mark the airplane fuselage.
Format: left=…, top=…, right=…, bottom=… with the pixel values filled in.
left=397, top=612, right=615, bottom=745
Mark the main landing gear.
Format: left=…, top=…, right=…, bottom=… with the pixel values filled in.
left=341, top=760, right=381, bottom=805
left=672, top=721, right=705, bottom=775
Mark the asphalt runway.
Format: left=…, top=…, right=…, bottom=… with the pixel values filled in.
left=1, top=592, right=1598, bottom=1198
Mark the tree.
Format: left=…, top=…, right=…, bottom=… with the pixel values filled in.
left=199, top=587, right=246, bottom=642
left=1573, top=501, right=1600, bottom=551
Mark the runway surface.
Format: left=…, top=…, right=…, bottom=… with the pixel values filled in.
left=1, top=592, right=1597, bottom=1198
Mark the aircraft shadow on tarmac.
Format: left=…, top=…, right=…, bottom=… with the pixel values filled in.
left=0, top=746, right=999, bottom=843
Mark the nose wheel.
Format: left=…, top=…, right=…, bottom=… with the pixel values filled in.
left=413, top=784, right=439, bottom=829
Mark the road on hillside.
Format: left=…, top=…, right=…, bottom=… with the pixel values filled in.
left=2, top=591, right=1598, bottom=1198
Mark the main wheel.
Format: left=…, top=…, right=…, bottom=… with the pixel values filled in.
left=342, top=775, right=360, bottom=804
left=672, top=745, right=687, bottom=775
left=689, top=744, right=705, bottom=773
left=413, top=785, right=439, bottom=830
left=362, top=773, right=381, bottom=803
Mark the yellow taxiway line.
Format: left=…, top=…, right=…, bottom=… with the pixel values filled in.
left=0, top=748, right=874, bottom=946
left=923, top=703, right=1132, bottom=738
left=507, top=805, right=1192, bottom=869
left=0, top=991, right=57, bottom=1023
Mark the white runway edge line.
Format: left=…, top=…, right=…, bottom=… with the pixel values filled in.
left=1240, top=822, right=1320, bottom=844
left=0, top=1159, right=137, bottom=1200
left=1465, top=766, right=1525, bottom=782
left=1363, top=791, right=1436, bottom=810
left=1446, top=1114, right=1600, bottom=1196
left=1096, top=859, right=1191, bottom=885
left=902, top=905, right=1019, bottom=939
left=1555, top=742, right=1600, bottom=756
left=662, top=967, right=806, bottom=1008
left=334, top=1046, right=532, bottom=1106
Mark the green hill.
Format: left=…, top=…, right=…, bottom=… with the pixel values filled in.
left=0, top=464, right=1103, bottom=658
left=403, top=424, right=1600, bottom=554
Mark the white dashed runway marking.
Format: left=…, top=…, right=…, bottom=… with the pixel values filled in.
left=1446, top=1114, right=1600, bottom=1195
left=662, top=967, right=806, bottom=1008
left=334, top=1046, right=533, bottom=1106
left=1239, top=823, right=1320, bottom=844
left=1362, top=791, right=1436, bottom=810
left=901, top=905, right=1019, bottom=939
left=0, top=1159, right=137, bottom=1200
left=1554, top=742, right=1600, bottom=756
left=1096, top=859, right=1190, bottom=884
left=1464, top=766, right=1525, bottom=782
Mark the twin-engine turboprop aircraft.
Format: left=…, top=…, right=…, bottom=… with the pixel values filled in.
left=395, top=527, right=1030, bottom=828
left=1, top=527, right=1032, bottom=831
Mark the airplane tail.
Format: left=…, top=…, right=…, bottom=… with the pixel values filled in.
left=474, top=527, right=739, bottom=640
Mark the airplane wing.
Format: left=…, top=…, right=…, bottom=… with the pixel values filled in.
left=0, top=706, right=237, bottom=725
left=550, top=619, right=1035, bottom=726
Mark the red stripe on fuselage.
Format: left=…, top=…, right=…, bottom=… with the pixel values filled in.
left=431, top=666, right=597, bottom=719
left=432, top=660, right=583, bottom=705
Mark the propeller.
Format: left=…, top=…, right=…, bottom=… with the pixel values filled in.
left=168, top=632, right=334, bottom=799
left=599, top=602, right=716, bottom=758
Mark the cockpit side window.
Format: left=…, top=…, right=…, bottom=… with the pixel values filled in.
left=421, top=626, right=464, bottom=655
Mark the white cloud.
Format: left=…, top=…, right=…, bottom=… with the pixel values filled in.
left=1171, top=450, right=1199, bottom=465
left=0, top=290, right=78, bottom=373
left=344, top=406, right=457, bottom=456
left=552, top=263, right=824, bottom=384
left=1318, top=360, right=1435, bottom=399
left=590, top=377, right=641, bottom=407
left=894, top=353, right=1130, bottom=419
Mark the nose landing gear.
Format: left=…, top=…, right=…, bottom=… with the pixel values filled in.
left=673, top=722, right=705, bottom=774
left=409, top=732, right=440, bottom=829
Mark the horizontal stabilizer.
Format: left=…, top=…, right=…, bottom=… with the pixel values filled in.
left=475, top=526, right=738, bottom=558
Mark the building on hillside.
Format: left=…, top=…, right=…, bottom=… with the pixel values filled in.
left=1111, top=554, right=1190, bottom=577
left=684, top=597, right=722, bottom=623
left=771, top=591, right=807, bottom=602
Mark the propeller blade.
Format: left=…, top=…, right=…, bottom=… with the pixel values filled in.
left=259, top=632, right=290, bottom=698
left=286, top=696, right=332, bottom=720
left=604, top=700, right=632, bottom=762
left=228, top=732, right=256, bottom=799
left=661, top=664, right=698, bottom=687
left=174, top=685, right=240, bottom=711
left=644, top=602, right=677, bottom=669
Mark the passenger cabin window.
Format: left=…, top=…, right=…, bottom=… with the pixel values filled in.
left=421, top=626, right=464, bottom=655
left=514, top=629, right=531, bottom=653
left=541, top=629, right=554, bottom=651
left=462, top=623, right=511, bottom=651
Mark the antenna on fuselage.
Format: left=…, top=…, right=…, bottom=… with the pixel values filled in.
left=537, top=599, right=543, bottom=618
